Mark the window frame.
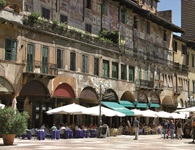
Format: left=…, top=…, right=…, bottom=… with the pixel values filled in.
left=56, top=48, right=64, bottom=69
left=103, top=59, right=109, bottom=77
left=70, top=52, right=76, bottom=71
left=82, top=55, right=88, bottom=73
left=42, top=7, right=50, bottom=20
left=112, top=62, right=118, bottom=79
left=5, top=38, right=17, bottom=61
left=121, top=64, right=127, bottom=80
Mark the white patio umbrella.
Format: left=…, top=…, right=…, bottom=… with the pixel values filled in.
left=156, top=111, right=171, bottom=118
left=141, top=109, right=158, bottom=118
left=170, top=112, right=186, bottom=119
left=0, top=103, right=5, bottom=109
left=175, top=106, right=195, bottom=113
left=87, top=105, right=125, bottom=117
left=130, top=109, right=143, bottom=116
left=46, top=103, right=91, bottom=115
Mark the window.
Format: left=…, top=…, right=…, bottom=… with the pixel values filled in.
left=5, top=39, right=17, bottom=61
left=42, top=7, right=50, bottom=20
left=143, top=69, right=148, bottom=80
left=70, top=52, right=76, bottom=71
left=121, top=8, right=127, bottom=24
left=137, top=67, right=141, bottom=80
left=121, top=64, right=127, bottom=80
left=103, top=60, right=109, bottom=77
left=112, top=62, right=118, bottom=79
left=142, top=0, right=145, bottom=4
left=134, top=16, right=138, bottom=29
left=94, top=58, right=99, bottom=76
left=82, top=55, right=88, bottom=73
left=86, top=0, right=91, bottom=9
left=85, top=23, right=92, bottom=33
left=193, top=81, right=195, bottom=93
left=57, top=49, right=63, bottom=69
left=60, top=14, right=68, bottom=23
left=172, top=41, right=177, bottom=52
left=102, top=0, right=108, bottom=16
left=146, top=21, right=150, bottom=34
left=192, top=55, right=194, bottom=67
left=182, top=44, right=187, bottom=55
left=163, top=30, right=167, bottom=41
left=42, top=46, right=49, bottom=74
left=129, top=66, right=134, bottom=82
left=150, top=71, right=154, bottom=81
left=187, top=54, right=189, bottom=66
left=27, top=44, right=35, bottom=72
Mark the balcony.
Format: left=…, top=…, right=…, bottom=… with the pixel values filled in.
left=23, top=60, right=58, bottom=81
left=136, top=79, right=154, bottom=89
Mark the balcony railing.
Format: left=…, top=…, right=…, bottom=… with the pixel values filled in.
left=26, top=60, right=58, bottom=76
left=136, top=79, right=154, bottom=89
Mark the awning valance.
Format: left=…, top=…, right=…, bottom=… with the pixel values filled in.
left=149, top=103, right=160, bottom=108
left=135, top=102, right=148, bottom=109
left=102, top=101, right=134, bottom=116
left=120, top=100, right=135, bottom=108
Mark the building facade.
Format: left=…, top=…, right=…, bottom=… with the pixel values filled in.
left=0, top=0, right=188, bottom=128
left=181, top=0, right=195, bottom=40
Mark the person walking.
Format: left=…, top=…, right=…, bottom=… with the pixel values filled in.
left=169, top=120, right=175, bottom=139
left=162, top=119, right=169, bottom=139
left=133, top=117, right=139, bottom=140
left=176, top=119, right=183, bottom=140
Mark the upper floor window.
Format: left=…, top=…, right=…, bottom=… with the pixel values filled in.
left=94, top=57, right=99, bottom=76
left=26, top=44, right=35, bottom=72
left=70, top=52, right=76, bottom=71
left=82, top=55, right=88, bottom=73
left=193, top=81, right=195, bottom=93
left=146, top=21, right=150, bottom=34
left=150, top=71, right=154, bottom=81
left=187, top=54, right=189, bottom=66
left=112, top=62, right=118, bottom=79
left=85, top=23, right=92, bottom=33
left=86, top=0, right=91, bottom=9
left=192, top=55, right=194, bottom=67
left=42, top=7, right=50, bottom=20
left=121, top=8, right=127, bottom=24
left=134, top=16, right=138, bottom=29
left=60, top=14, right=68, bottom=23
left=102, top=0, right=108, bottom=16
left=163, top=30, right=167, bottom=41
left=5, top=39, right=17, bottom=61
left=129, top=66, right=134, bottom=82
left=57, top=49, right=64, bottom=69
left=172, top=40, right=177, bottom=52
left=121, top=64, right=127, bottom=80
left=103, top=60, right=109, bottom=77
left=182, top=44, right=187, bottom=55
left=42, top=46, right=49, bottom=74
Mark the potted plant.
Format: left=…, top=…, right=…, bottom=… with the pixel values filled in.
left=0, top=0, right=6, bottom=10
left=0, top=107, right=29, bottom=145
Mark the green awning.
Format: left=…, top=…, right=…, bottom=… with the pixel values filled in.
left=120, top=100, right=135, bottom=108
left=102, top=102, right=134, bottom=116
left=135, top=103, right=148, bottom=108
left=149, top=103, right=160, bottom=108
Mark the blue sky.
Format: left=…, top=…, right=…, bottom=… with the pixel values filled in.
left=158, top=0, right=181, bottom=27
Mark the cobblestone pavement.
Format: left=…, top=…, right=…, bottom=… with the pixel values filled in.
left=0, top=135, right=195, bottom=150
